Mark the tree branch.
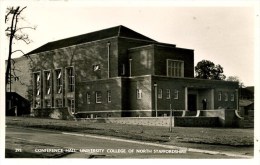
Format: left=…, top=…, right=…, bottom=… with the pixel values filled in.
left=15, top=26, right=36, bottom=32
left=12, top=49, right=25, bottom=55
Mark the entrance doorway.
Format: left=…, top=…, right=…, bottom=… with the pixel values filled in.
left=188, top=94, right=197, bottom=111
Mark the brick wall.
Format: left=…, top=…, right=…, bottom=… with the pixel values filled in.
left=154, top=45, right=194, bottom=78
left=152, top=76, right=238, bottom=111
left=128, top=45, right=154, bottom=76
left=117, top=37, right=155, bottom=77
left=77, top=78, right=122, bottom=117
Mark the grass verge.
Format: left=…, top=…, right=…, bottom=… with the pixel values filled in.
left=6, top=116, right=254, bottom=146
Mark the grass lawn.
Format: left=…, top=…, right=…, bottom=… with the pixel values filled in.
left=6, top=116, right=254, bottom=146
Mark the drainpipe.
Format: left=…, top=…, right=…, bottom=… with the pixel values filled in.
left=129, top=58, right=132, bottom=77
left=154, top=82, right=158, bottom=117
left=107, top=42, right=110, bottom=79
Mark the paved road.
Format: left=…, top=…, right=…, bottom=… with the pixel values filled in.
left=5, top=126, right=249, bottom=159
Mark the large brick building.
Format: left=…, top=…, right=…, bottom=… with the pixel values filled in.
left=7, top=25, right=238, bottom=118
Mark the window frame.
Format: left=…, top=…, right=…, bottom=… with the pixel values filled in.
left=166, top=89, right=171, bottom=99
left=65, top=66, right=75, bottom=93
left=167, top=59, right=184, bottom=77
left=55, top=68, right=63, bottom=94
left=93, top=64, right=101, bottom=72
left=224, top=92, right=228, bottom=101
left=218, top=91, right=222, bottom=101
left=95, top=91, right=102, bottom=103
left=56, top=99, right=63, bottom=108
left=122, top=64, right=125, bottom=75
left=174, top=89, right=179, bottom=99
left=230, top=93, right=235, bottom=102
left=137, top=89, right=142, bottom=100
left=158, top=89, right=163, bottom=99
left=34, top=71, right=41, bottom=96
left=107, top=90, right=111, bottom=103
left=86, top=92, right=91, bottom=104
left=43, top=70, right=52, bottom=95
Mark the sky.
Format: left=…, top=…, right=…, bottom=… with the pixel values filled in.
left=2, top=1, right=258, bottom=86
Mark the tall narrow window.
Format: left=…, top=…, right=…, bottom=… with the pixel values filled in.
left=45, top=71, right=51, bottom=95
left=166, top=89, right=171, bottom=99
left=137, top=89, right=142, bottom=99
left=218, top=91, right=222, bottom=101
left=45, top=100, right=51, bottom=108
left=66, top=67, right=75, bottom=92
left=95, top=91, right=102, bottom=103
left=230, top=93, right=235, bottom=101
left=56, top=69, right=62, bottom=94
left=174, top=89, right=179, bottom=99
left=167, top=59, right=184, bottom=77
left=86, top=92, right=91, bottom=104
left=158, top=89, right=163, bottom=99
left=35, top=72, right=41, bottom=96
left=107, top=90, right=111, bottom=103
left=56, top=99, right=63, bottom=108
left=121, top=64, right=125, bottom=75
left=224, top=92, right=228, bottom=101
left=69, top=99, right=75, bottom=114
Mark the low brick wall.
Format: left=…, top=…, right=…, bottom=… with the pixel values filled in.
left=82, top=117, right=172, bottom=127
left=174, top=117, right=219, bottom=127
left=78, top=116, right=220, bottom=127
left=33, top=108, right=75, bottom=120
left=199, top=109, right=241, bottom=127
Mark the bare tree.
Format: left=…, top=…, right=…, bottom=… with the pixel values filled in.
left=5, top=6, right=36, bottom=89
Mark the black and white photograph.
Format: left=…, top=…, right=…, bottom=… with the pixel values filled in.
left=1, top=0, right=259, bottom=163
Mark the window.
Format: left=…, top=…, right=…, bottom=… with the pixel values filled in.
left=166, top=89, right=171, bottom=99
left=56, top=99, right=63, bottom=108
left=167, top=59, right=184, bottom=77
left=158, top=89, right=163, bottom=99
left=218, top=91, right=222, bottom=101
left=34, top=72, right=41, bottom=96
left=69, top=99, right=75, bottom=114
left=95, top=91, right=102, bottom=103
left=45, top=100, right=51, bottom=108
left=93, top=64, right=101, bottom=72
left=35, top=100, right=40, bottom=108
left=86, top=92, right=91, bottom=104
left=121, top=64, right=125, bottom=75
left=66, top=67, right=75, bottom=92
left=55, top=69, right=62, bottom=94
left=224, top=93, right=228, bottom=101
left=44, top=71, right=51, bottom=95
left=231, top=93, right=235, bottom=101
left=174, top=89, right=179, bottom=99
left=107, top=90, right=111, bottom=103
left=137, top=89, right=142, bottom=99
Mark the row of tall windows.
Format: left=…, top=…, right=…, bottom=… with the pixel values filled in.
left=136, top=88, right=179, bottom=100
left=33, top=67, right=74, bottom=96
left=33, top=67, right=74, bottom=109
left=218, top=92, right=235, bottom=102
left=158, top=88, right=179, bottom=100
left=86, top=91, right=111, bottom=104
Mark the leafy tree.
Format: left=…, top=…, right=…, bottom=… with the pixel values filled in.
left=5, top=6, right=36, bottom=89
left=195, top=60, right=226, bottom=80
left=226, top=76, right=245, bottom=88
